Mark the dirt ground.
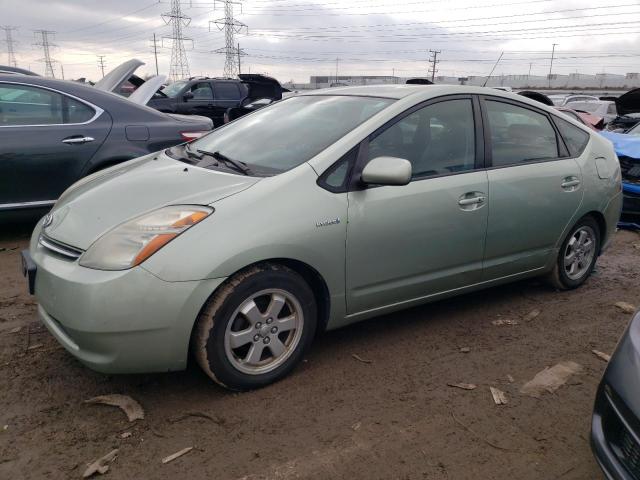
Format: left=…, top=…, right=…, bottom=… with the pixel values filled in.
left=1, top=222, right=639, bottom=480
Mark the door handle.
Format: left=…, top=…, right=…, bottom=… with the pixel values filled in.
left=561, top=177, right=581, bottom=190
left=458, top=196, right=486, bottom=206
left=62, top=136, right=95, bottom=145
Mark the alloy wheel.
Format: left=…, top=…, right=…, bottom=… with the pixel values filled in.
left=563, top=226, right=596, bottom=281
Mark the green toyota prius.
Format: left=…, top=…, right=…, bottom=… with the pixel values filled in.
left=23, top=85, right=622, bottom=390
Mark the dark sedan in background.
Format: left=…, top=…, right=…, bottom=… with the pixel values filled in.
left=0, top=74, right=212, bottom=215
left=592, top=308, right=640, bottom=479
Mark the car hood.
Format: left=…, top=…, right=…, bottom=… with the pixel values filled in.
left=44, top=153, right=260, bottom=250
left=616, top=88, right=640, bottom=117
left=94, top=59, right=144, bottom=93
left=128, top=74, right=167, bottom=105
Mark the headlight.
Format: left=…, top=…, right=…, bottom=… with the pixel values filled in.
left=79, top=205, right=213, bottom=270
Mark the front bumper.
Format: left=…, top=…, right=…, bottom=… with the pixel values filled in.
left=28, top=228, right=226, bottom=374
left=622, top=183, right=640, bottom=217
left=591, top=311, right=640, bottom=480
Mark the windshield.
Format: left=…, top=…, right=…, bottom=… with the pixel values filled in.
left=190, top=95, right=394, bottom=173
left=161, top=81, right=187, bottom=98
left=628, top=123, right=640, bottom=136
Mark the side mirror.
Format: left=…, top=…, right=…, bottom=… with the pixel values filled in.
left=183, top=91, right=194, bottom=101
left=361, top=156, right=412, bottom=186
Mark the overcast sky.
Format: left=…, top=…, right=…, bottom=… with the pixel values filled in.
left=3, top=0, right=640, bottom=82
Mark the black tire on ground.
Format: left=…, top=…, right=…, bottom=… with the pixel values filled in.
left=191, top=263, right=317, bottom=391
left=548, top=216, right=601, bottom=290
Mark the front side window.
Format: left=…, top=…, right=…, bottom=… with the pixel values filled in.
left=0, top=84, right=64, bottom=125
left=486, top=100, right=559, bottom=167
left=161, top=81, right=187, bottom=98
left=214, top=82, right=241, bottom=100
left=554, top=117, right=590, bottom=157
left=189, top=82, right=213, bottom=101
left=190, top=95, right=393, bottom=174
left=367, top=99, right=476, bottom=179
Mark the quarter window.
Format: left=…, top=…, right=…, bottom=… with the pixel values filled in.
left=367, top=99, right=476, bottom=179
left=485, top=100, right=559, bottom=167
left=555, top=116, right=590, bottom=157
left=214, top=82, right=241, bottom=100
left=0, top=84, right=96, bottom=126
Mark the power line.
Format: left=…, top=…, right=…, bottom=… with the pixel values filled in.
left=33, top=30, right=57, bottom=78
left=162, top=0, right=191, bottom=81
left=210, top=0, right=247, bottom=78
left=97, top=55, right=107, bottom=77
left=1, top=26, right=18, bottom=68
left=428, top=49, right=440, bottom=82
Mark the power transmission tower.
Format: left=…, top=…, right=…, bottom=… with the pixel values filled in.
left=1, top=26, right=18, bottom=67
left=97, top=55, right=106, bottom=78
left=150, top=33, right=160, bottom=76
left=210, top=0, right=247, bottom=78
left=33, top=30, right=57, bottom=78
left=428, top=50, right=440, bottom=83
left=162, top=0, right=191, bottom=82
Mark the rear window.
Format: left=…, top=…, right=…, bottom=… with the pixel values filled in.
left=554, top=117, right=590, bottom=156
left=214, top=82, right=241, bottom=100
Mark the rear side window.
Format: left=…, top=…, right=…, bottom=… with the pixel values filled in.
left=554, top=117, right=590, bottom=157
left=0, top=84, right=63, bottom=125
left=66, top=97, right=95, bottom=123
left=215, top=82, right=241, bottom=100
left=485, top=100, right=559, bottom=167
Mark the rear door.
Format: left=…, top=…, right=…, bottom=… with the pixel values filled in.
left=480, top=96, right=583, bottom=280
left=0, top=82, right=111, bottom=209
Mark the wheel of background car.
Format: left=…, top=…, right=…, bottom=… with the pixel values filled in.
left=191, top=263, right=317, bottom=390
left=548, top=216, right=601, bottom=290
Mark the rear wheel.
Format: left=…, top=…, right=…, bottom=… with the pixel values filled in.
left=192, top=264, right=317, bottom=390
left=548, top=216, right=600, bottom=290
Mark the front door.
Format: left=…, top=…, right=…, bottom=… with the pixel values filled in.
left=0, top=82, right=111, bottom=208
left=178, top=81, right=215, bottom=119
left=480, top=97, right=583, bottom=279
left=346, top=96, right=489, bottom=315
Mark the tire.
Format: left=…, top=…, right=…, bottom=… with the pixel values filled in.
left=192, top=263, right=317, bottom=391
left=548, top=216, right=601, bottom=290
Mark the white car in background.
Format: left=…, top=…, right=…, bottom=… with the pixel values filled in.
left=567, top=101, right=618, bottom=125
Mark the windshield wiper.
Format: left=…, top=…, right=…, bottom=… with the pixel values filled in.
left=197, top=149, right=251, bottom=175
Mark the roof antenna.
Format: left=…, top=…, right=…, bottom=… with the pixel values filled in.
left=483, top=52, right=504, bottom=87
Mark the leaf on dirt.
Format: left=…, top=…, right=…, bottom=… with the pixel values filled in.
left=592, top=350, right=611, bottom=362
left=523, top=309, right=541, bottom=321
left=26, top=343, right=43, bottom=351
left=448, top=383, right=477, bottom=391
left=507, top=375, right=515, bottom=383
left=490, top=387, right=508, bottom=405
left=459, top=347, right=471, bottom=353
left=520, top=361, right=583, bottom=398
left=82, top=449, right=118, bottom=478
left=85, top=394, right=144, bottom=422
left=633, top=242, right=640, bottom=250
left=351, top=422, right=361, bottom=431
left=351, top=353, right=372, bottom=364
left=120, top=432, right=132, bottom=439
left=614, top=302, right=637, bottom=314
left=162, top=447, right=193, bottom=464
left=8, top=327, right=22, bottom=334
left=492, top=319, right=519, bottom=326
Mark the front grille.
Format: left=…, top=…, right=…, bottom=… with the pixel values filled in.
left=38, top=234, right=83, bottom=260
left=622, top=429, right=640, bottom=474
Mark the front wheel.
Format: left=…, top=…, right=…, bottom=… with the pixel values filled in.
left=192, top=264, right=317, bottom=390
left=548, top=216, right=600, bottom=290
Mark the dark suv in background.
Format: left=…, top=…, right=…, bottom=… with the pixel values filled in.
left=147, top=74, right=284, bottom=127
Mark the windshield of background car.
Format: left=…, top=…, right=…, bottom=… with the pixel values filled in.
left=191, top=95, right=394, bottom=173
left=161, top=81, right=187, bottom=98
left=568, top=102, right=602, bottom=114
left=628, top=123, right=640, bottom=136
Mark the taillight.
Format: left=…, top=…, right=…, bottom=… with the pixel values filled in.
left=180, top=131, right=208, bottom=142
